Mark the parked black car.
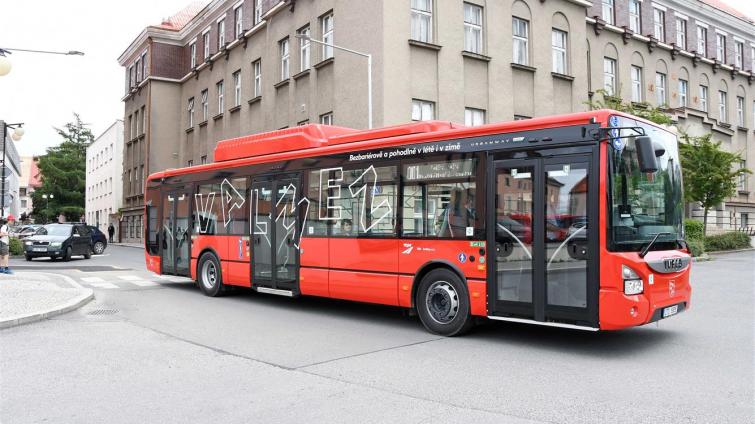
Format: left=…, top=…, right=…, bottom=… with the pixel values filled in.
left=88, top=225, right=108, bottom=255
left=24, top=223, right=93, bottom=261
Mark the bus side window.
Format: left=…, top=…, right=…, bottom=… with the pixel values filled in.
left=195, top=183, right=221, bottom=235
left=338, top=165, right=397, bottom=236
left=147, top=206, right=159, bottom=255
left=306, top=170, right=329, bottom=236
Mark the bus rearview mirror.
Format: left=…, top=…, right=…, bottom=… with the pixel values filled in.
left=635, top=136, right=658, bottom=173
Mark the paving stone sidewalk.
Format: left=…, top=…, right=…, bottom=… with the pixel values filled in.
left=0, top=272, right=94, bottom=329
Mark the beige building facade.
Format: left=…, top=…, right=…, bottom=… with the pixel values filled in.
left=118, top=0, right=755, bottom=242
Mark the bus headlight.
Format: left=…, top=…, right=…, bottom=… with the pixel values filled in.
left=623, top=265, right=643, bottom=295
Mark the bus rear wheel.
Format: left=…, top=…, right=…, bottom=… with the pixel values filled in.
left=198, top=252, right=224, bottom=297
left=416, top=268, right=473, bottom=336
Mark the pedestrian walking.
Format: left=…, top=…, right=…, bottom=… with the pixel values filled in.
left=0, top=217, right=14, bottom=274
left=108, top=223, right=115, bottom=243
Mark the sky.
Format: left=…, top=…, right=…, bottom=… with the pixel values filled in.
left=1, top=0, right=753, bottom=158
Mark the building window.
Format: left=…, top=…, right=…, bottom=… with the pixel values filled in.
left=234, top=5, right=243, bottom=38
left=655, top=72, right=666, bottom=106
left=299, top=26, right=310, bottom=71
left=718, top=90, right=727, bottom=122
left=603, top=57, right=616, bottom=96
left=752, top=47, right=755, bottom=72
left=253, top=59, right=262, bottom=97
left=514, top=115, right=531, bottom=120
left=188, top=97, right=195, bottom=127
left=188, top=160, right=194, bottom=167
left=201, top=89, right=209, bottom=121
left=233, top=71, right=241, bottom=107
left=734, top=41, right=743, bottom=68
left=218, top=19, right=226, bottom=49
left=201, top=155, right=207, bottom=164
left=254, top=0, right=262, bottom=25
left=411, top=99, right=434, bottom=121
left=203, top=31, right=211, bottom=59
left=628, top=0, right=641, bottom=33
left=280, top=38, right=290, bottom=80
left=190, top=41, right=197, bottom=68
left=463, top=3, right=483, bottom=54
left=736, top=96, right=745, bottom=127
left=134, top=109, right=140, bottom=135
left=699, top=85, right=708, bottom=112
left=697, top=26, right=707, bottom=54
left=512, top=17, right=529, bottom=65
left=321, top=13, right=334, bottom=59
left=631, top=65, right=643, bottom=102
left=411, top=0, right=432, bottom=43
left=141, top=106, right=146, bottom=134
left=716, top=33, right=726, bottom=62
left=675, top=18, right=686, bottom=49
left=465, top=108, right=485, bottom=126
left=141, top=52, right=147, bottom=79
left=602, top=0, right=614, bottom=25
left=320, top=112, right=333, bottom=125
left=217, top=80, right=224, bottom=113
left=739, top=161, right=747, bottom=191
left=135, top=58, right=141, bottom=82
left=678, top=79, right=688, bottom=107
left=653, top=8, right=665, bottom=42
left=551, top=29, right=567, bottom=74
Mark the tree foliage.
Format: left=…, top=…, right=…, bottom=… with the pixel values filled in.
left=678, top=133, right=751, bottom=235
left=31, top=114, right=93, bottom=223
left=585, top=89, right=673, bottom=125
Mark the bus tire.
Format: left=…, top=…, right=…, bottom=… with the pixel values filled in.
left=416, top=268, right=474, bottom=336
left=197, top=252, right=224, bottom=297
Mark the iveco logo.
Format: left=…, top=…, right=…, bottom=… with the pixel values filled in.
left=663, top=257, right=683, bottom=271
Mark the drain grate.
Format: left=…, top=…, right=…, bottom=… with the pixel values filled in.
left=87, top=309, right=119, bottom=316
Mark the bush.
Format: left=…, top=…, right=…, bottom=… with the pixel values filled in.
left=686, top=239, right=705, bottom=257
left=684, top=219, right=704, bottom=240
left=704, top=232, right=752, bottom=252
left=9, top=237, right=24, bottom=256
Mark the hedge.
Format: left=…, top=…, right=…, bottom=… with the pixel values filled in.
left=9, top=237, right=24, bottom=256
left=686, top=239, right=705, bottom=257
left=684, top=219, right=704, bottom=241
left=704, top=232, right=752, bottom=252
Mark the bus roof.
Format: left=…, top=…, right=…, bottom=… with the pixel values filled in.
left=148, top=109, right=647, bottom=181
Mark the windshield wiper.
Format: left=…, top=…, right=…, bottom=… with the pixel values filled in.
left=639, top=232, right=670, bottom=258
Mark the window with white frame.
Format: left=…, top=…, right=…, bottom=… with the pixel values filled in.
left=602, top=0, right=614, bottom=25
left=679, top=79, right=688, bottom=107
left=734, top=41, right=743, bottom=68
left=188, top=97, right=195, bottom=127
left=217, top=80, right=224, bottom=114
left=128, top=65, right=134, bottom=88
left=631, top=65, right=643, bottom=102
left=699, top=85, right=708, bottom=112
left=201, top=89, right=209, bottom=121
left=190, top=41, right=196, bottom=68
left=464, top=108, right=485, bottom=126
left=736, top=96, right=744, bottom=126
left=738, top=160, right=747, bottom=191
left=675, top=18, right=686, bottom=49
left=628, top=0, right=641, bottom=33
left=463, top=3, right=483, bottom=54
left=234, top=5, right=243, bottom=38
left=218, top=19, right=226, bottom=49
left=653, top=8, right=665, bottom=42
left=141, top=106, right=146, bottom=133
left=411, top=0, right=432, bottom=43
left=603, top=57, right=616, bottom=96
left=135, top=58, right=141, bottom=82
left=141, top=52, right=147, bottom=78
left=201, top=155, right=207, bottom=165
left=320, top=112, right=333, bottom=125
left=552, top=29, right=567, bottom=74
left=716, top=33, right=726, bottom=62
left=411, top=99, right=435, bottom=121
left=718, top=90, right=727, bottom=122
left=299, top=26, right=310, bottom=71
left=280, top=38, right=290, bottom=80
left=233, top=71, right=241, bottom=107
left=253, top=59, right=262, bottom=97
left=203, top=31, right=211, bottom=59
left=254, top=0, right=262, bottom=25
left=512, top=17, right=529, bottom=65
left=697, top=26, right=707, bottom=54
left=655, top=72, right=666, bottom=106
left=322, top=13, right=334, bottom=59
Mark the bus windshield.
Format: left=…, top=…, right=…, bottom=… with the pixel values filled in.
left=608, top=116, right=684, bottom=252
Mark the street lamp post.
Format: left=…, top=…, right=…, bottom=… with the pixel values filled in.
left=0, top=121, right=23, bottom=217
left=42, top=194, right=54, bottom=223
left=0, top=47, right=84, bottom=77
left=295, top=34, right=372, bottom=129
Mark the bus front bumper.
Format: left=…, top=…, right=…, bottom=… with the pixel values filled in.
left=599, top=287, right=691, bottom=330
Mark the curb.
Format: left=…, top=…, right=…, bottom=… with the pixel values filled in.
left=707, top=247, right=755, bottom=255
left=0, top=272, right=95, bottom=330
left=110, top=243, right=144, bottom=250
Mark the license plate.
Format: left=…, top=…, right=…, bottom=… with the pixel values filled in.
left=32, top=247, right=47, bottom=252
left=662, top=305, right=679, bottom=318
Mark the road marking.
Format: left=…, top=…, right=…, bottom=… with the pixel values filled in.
left=117, top=275, right=142, bottom=281
left=90, top=282, right=119, bottom=289
left=130, top=280, right=159, bottom=287
left=81, top=277, right=105, bottom=283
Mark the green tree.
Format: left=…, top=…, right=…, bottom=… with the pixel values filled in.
left=31, top=114, right=93, bottom=223
left=586, top=88, right=673, bottom=125
left=678, top=133, right=750, bottom=236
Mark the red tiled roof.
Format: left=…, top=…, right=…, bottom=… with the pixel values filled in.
left=152, top=1, right=209, bottom=31
left=699, top=0, right=755, bottom=24
left=29, top=157, right=41, bottom=188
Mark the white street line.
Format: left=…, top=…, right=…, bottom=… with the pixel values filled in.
left=130, top=280, right=159, bottom=287
left=117, top=275, right=142, bottom=281
left=80, top=277, right=105, bottom=283
left=90, top=282, right=119, bottom=289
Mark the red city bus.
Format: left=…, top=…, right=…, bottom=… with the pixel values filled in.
left=145, top=109, right=691, bottom=336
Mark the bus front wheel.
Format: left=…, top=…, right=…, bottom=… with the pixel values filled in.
left=416, top=268, right=474, bottom=336
left=198, top=253, right=224, bottom=297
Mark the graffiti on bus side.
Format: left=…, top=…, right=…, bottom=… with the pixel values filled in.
left=318, top=164, right=393, bottom=232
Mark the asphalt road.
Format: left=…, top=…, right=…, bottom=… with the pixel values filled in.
left=1, top=246, right=753, bottom=423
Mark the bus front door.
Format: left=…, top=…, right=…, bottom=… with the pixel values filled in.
left=160, top=190, right=192, bottom=276
left=490, top=155, right=597, bottom=328
left=251, top=175, right=300, bottom=292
